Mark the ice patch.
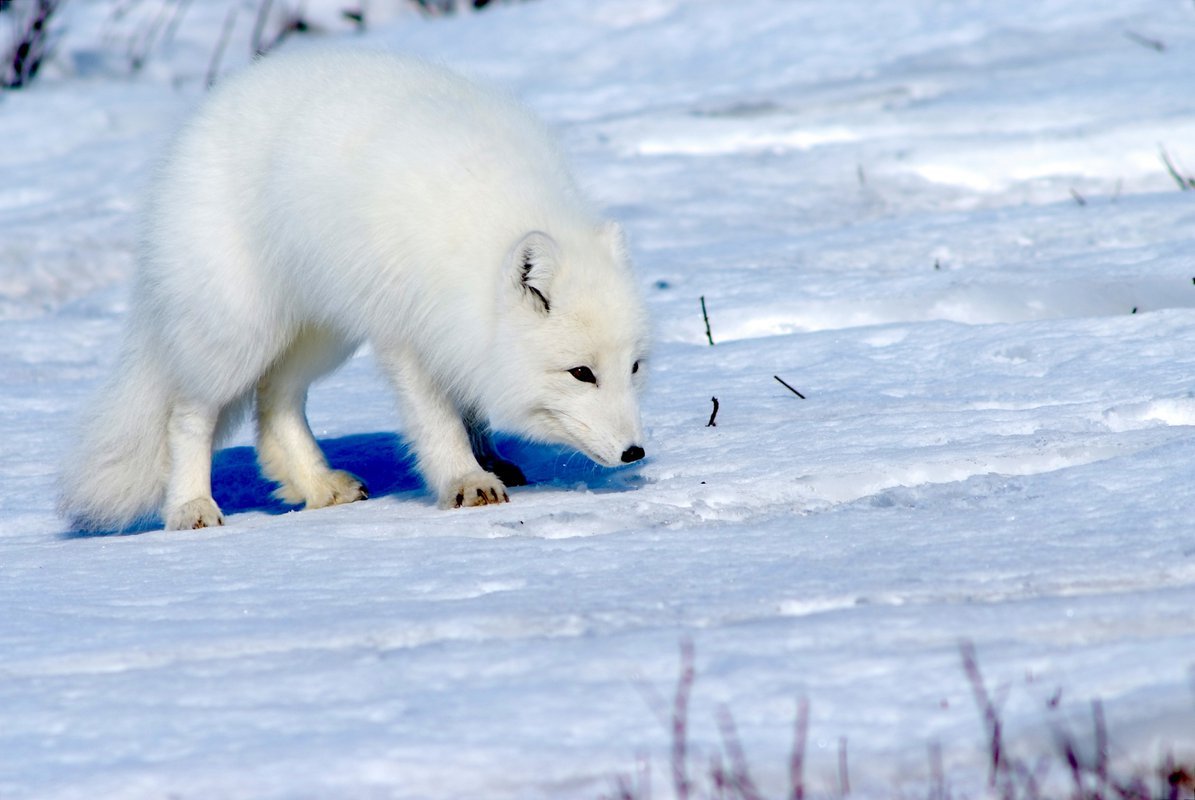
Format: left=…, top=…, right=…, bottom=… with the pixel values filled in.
left=636, top=124, right=859, bottom=156
left=777, top=596, right=860, bottom=617
left=1103, top=397, right=1195, bottom=432
left=862, top=328, right=909, bottom=348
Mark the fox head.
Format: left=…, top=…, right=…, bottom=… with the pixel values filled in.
left=490, top=223, right=650, bottom=467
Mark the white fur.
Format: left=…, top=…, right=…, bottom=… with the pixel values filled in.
left=59, top=49, right=649, bottom=532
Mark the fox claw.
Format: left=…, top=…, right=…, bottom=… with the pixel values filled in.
left=443, top=471, right=509, bottom=509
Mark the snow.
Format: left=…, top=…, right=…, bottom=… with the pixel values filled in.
left=2, top=0, right=1195, bottom=797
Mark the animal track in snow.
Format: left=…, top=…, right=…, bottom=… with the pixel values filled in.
left=801, top=434, right=1164, bottom=509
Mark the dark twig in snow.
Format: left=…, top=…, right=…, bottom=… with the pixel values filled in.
left=706, top=397, right=719, bottom=427
left=960, top=641, right=1005, bottom=788
left=1160, top=146, right=1195, bottom=191
left=3, top=0, right=60, bottom=89
left=774, top=375, right=806, bottom=399
left=1124, top=30, right=1165, bottom=52
left=1069, top=188, right=1086, bottom=206
left=1062, top=736, right=1083, bottom=793
left=789, top=698, right=809, bottom=800
left=700, top=296, right=715, bottom=346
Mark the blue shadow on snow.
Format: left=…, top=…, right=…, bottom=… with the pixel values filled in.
left=60, top=431, right=630, bottom=538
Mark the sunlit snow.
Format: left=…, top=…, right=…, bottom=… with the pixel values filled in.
left=1, top=1, right=1193, bottom=798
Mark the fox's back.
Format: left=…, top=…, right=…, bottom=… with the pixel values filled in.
left=143, top=49, right=590, bottom=331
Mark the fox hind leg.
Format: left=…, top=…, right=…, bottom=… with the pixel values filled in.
left=164, top=399, right=224, bottom=530
left=256, top=327, right=367, bottom=509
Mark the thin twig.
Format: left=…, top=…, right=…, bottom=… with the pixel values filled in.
left=716, top=706, right=764, bottom=800
left=160, top=0, right=195, bottom=51
left=790, top=698, right=809, bottom=800
left=672, top=641, right=696, bottom=800
left=632, top=674, right=671, bottom=731
left=928, top=742, right=947, bottom=800
left=250, top=0, right=275, bottom=56
left=960, top=641, right=1004, bottom=787
left=1124, top=30, right=1165, bottom=52
left=1069, top=187, right=1086, bottom=206
left=1093, top=700, right=1109, bottom=795
left=128, top=0, right=171, bottom=70
left=706, top=397, right=719, bottom=427
left=710, top=753, right=728, bottom=800
left=700, top=296, right=714, bottom=346
left=205, top=4, right=238, bottom=88
left=837, top=737, right=850, bottom=797
left=3, top=0, right=60, bottom=88
left=773, top=375, right=806, bottom=399
left=1159, top=146, right=1194, bottom=191
left=1062, top=736, right=1083, bottom=794
left=107, top=0, right=146, bottom=24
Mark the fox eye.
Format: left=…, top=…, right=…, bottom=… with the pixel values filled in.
left=632, top=360, right=640, bottom=374
left=568, top=366, right=597, bottom=384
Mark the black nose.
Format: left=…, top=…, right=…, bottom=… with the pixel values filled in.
left=621, top=445, right=645, bottom=464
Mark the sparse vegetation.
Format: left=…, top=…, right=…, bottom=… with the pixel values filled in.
left=2, top=0, right=60, bottom=88
left=1, top=0, right=532, bottom=89
left=1159, top=146, right=1195, bottom=192
left=605, top=642, right=1194, bottom=800
left=406, top=0, right=498, bottom=14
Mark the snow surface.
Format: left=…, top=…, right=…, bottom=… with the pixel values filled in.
left=2, top=0, right=1195, bottom=797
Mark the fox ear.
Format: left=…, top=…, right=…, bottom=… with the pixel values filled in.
left=512, top=231, right=558, bottom=314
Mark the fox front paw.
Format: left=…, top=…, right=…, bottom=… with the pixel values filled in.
left=441, top=471, right=509, bottom=509
left=303, top=469, right=369, bottom=510
left=165, top=497, right=225, bottom=530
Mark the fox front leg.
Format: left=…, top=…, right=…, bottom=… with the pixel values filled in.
left=465, top=414, right=527, bottom=489
left=377, top=346, right=509, bottom=508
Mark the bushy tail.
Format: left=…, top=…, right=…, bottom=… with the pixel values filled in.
left=59, top=331, right=174, bottom=532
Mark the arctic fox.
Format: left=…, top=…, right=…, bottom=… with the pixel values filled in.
left=60, top=49, right=649, bottom=532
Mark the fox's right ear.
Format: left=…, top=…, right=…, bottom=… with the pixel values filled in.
left=510, top=231, right=559, bottom=315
